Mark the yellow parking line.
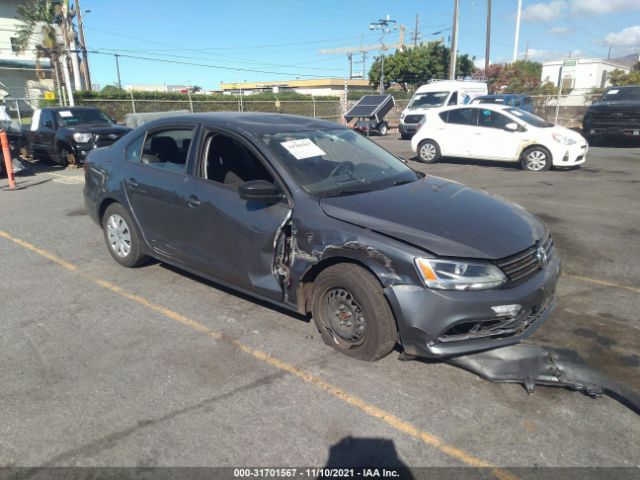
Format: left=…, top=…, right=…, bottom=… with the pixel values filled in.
left=564, top=273, right=640, bottom=295
left=0, top=229, right=516, bottom=479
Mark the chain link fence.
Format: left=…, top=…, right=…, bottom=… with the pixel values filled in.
left=76, top=97, right=343, bottom=125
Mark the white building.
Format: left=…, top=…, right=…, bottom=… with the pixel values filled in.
left=125, top=84, right=193, bottom=93
left=541, top=57, right=632, bottom=94
left=0, top=0, right=54, bottom=104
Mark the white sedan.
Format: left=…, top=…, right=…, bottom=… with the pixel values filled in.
left=410, top=104, right=588, bottom=171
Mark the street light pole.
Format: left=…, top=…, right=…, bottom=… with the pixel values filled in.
left=449, top=0, right=459, bottom=80
left=76, top=0, right=92, bottom=90
left=369, top=14, right=397, bottom=94
left=513, top=0, right=522, bottom=62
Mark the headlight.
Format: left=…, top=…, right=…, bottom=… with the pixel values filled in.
left=552, top=132, right=576, bottom=145
left=414, top=257, right=506, bottom=290
left=73, top=133, right=93, bottom=143
left=400, top=112, right=406, bottom=120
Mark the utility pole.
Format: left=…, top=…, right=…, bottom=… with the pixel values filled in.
left=524, top=41, right=529, bottom=61
left=484, top=0, right=491, bottom=73
left=348, top=53, right=353, bottom=79
left=76, top=0, right=92, bottom=90
left=412, top=12, right=420, bottom=47
left=369, top=15, right=398, bottom=94
left=449, top=0, right=459, bottom=80
left=115, top=54, right=122, bottom=89
left=513, top=0, right=522, bottom=62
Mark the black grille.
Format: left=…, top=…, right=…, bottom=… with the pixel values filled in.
left=403, top=114, right=424, bottom=124
left=495, top=235, right=553, bottom=284
left=94, top=133, right=124, bottom=148
left=589, top=110, right=640, bottom=125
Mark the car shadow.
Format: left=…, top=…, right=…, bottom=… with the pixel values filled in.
left=411, top=155, right=522, bottom=171
left=157, top=262, right=310, bottom=324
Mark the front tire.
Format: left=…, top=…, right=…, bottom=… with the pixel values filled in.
left=311, top=264, right=397, bottom=361
left=102, top=203, right=148, bottom=268
left=416, top=139, right=441, bottom=163
left=520, top=146, right=551, bottom=171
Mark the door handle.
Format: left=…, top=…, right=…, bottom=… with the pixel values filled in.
left=128, top=177, right=139, bottom=187
left=187, top=195, right=201, bottom=208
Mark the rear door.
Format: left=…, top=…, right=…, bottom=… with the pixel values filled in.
left=182, top=128, right=291, bottom=301
left=121, top=124, right=197, bottom=259
left=439, top=107, right=478, bottom=157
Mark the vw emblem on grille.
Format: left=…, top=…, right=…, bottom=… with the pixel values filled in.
left=536, top=246, right=548, bottom=268
left=108, top=134, right=118, bottom=140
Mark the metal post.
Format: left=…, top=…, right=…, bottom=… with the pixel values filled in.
left=449, top=0, right=459, bottom=80
left=380, top=55, right=385, bottom=94
left=485, top=0, right=491, bottom=73
left=513, top=0, right=522, bottom=62
left=348, top=53, right=353, bottom=80
left=554, top=65, right=563, bottom=124
left=14, top=99, right=21, bottom=125
left=115, top=54, right=122, bottom=89
left=130, top=90, right=136, bottom=114
left=312, top=96, right=316, bottom=118
left=76, top=0, right=92, bottom=90
left=187, top=89, right=193, bottom=112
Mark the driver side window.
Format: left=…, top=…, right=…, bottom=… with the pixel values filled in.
left=203, top=133, right=273, bottom=188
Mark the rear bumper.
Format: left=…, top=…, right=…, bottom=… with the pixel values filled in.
left=385, top=254, right=561, bottom=358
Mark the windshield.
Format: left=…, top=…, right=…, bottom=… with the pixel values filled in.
left=55, top=109, right=113, bottom=126
left=505, top=108, right=554, bottom=128
left=599, top=87, right=640, bottom=102
left=408, top=91, right=449, bottom=109
left=259, top=128, right=420, bottom=197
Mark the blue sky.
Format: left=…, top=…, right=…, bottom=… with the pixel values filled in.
left=79, top=0, right=640, bottom=90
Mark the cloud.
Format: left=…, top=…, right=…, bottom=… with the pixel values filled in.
left=550, top=26, right=570, bottom=35
left=525, top=48, right=583, bottom=60
left=523, top=0, right=640, bottom=22
left=603, top=25, right=640, bottom=48
left=522, top=1, right=566, bottom=22
left=570, top=0, right=640, bottom=15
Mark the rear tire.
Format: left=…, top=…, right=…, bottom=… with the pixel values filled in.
left=520, top=146, right=551, bottom=171
left=311, top=264, right=397, bottom=361
left=416, top=139, right=441, bottom=163
left=102, top=203, right=148, bottom=268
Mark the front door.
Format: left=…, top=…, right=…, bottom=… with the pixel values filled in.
left=182, top=130, right=291, bottom=301
left=121, top=125, right=196, bottom=259
left=472, top=108, right=523, bottom=161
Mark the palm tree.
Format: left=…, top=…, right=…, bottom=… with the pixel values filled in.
left=14, top=0, right=66, bottom=101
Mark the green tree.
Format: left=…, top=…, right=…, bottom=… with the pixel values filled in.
left=15, top=0, right=63, bottom=81
left=368, top=43, right=475, bottom=91
left=608, top=68, right=640, bottom=86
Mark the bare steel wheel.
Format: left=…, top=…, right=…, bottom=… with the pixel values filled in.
left=324, top=288, right=366, bottom=346
left=102, top=203, right=148, bottom=268
left=311, top=263, right=397, bottom=361
left=521, top=146, right=551, bottom=171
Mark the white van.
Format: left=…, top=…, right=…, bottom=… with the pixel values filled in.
left=399, top=80, right=488, bottom=139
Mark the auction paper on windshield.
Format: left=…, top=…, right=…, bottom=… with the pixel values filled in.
left=281, top=139, right=326, bottom=160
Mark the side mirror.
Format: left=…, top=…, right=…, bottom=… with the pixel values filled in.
left=239, top=180, right=283, bottom=203
left=504, top=122, right=519, bottom=132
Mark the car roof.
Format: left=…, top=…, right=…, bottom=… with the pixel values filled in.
left=437, top=103, right=512, bottom=113
left=140, top=112, right=341, bottom=135
left=46, top=107, right=103, bottom=111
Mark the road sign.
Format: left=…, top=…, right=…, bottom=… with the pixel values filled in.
left=562, top=59, right=577, bottom=67
left=44, top=91, right=56, bottom=101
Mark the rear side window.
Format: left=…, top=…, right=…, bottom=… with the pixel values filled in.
left=443, top=108, right=477, bottom=126
left=139, top=128, right=194, bottom=173
left=125, top=135, right=144, bottom=162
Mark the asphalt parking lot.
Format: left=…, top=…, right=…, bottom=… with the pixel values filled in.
left=1, top=137, right=639, bottom=474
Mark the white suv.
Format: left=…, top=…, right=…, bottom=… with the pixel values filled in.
left=411, top=104, right=588, bottom=171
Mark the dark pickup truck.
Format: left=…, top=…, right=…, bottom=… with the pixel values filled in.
left=10, top=107, right=130, bottom=166
left=583, top=86, right=640, bottom=143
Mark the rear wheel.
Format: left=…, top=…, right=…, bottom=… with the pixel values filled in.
left=311, top=264, right=397, bottom=361
left=416, top=139, right=441, bottom=163
left=521, top=146, right=551, bottom=171
left=102, top=203, right=148, bottom=268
